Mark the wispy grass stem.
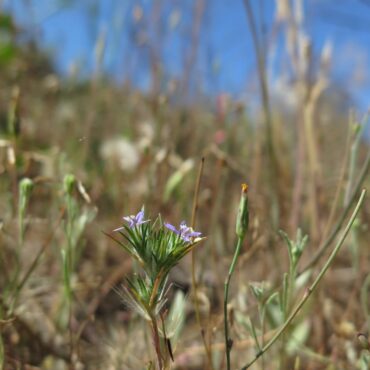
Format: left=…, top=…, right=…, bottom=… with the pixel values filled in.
left=240, top=189, right=366, bottom=369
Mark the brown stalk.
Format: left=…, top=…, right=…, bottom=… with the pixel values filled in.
left=300, top=149, right=370, bottom=273
left=190, top=158, right=214, bottom=370
left=303, top=78, right=327, bottom=242
left=150, top=313, right=164, bottom=370
left=289, top=115, right=306, bottom=233
left=243, top=0, right=280, bottom=230
left=320, top=119, right=351, bottom=242
left=182, top=0, right=206, bottom=97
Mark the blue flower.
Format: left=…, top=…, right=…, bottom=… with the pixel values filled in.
left=114, top=210, right=149, bottom=231
left=164, top=221, right=202, bottom=242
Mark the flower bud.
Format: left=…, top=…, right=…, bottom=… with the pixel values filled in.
left=236, top=183, right=249, bottom=239
left=63, top=174, right=76, bottom=196
left=18, top=178, right=33, bottom=243
left=19, top=178, right=33, bottom=200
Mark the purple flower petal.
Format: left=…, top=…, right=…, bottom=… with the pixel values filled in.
left=136, top=210, right=144, bottom=223
left=164, top=223, right=180, bottom=235
left=165, top=221, right=202, bottom=242
left=116, top=210, right=150, bottom=230
left=188, top=231, right=202, bottom=238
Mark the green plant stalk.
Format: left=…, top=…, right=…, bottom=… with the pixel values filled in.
left=63, top=187, right=78, bottom=311
left=224, top=236, right=244, bottom=370
left=350, top=221, right=360, bottom=271
left=18, top=178, right=34, bottom=246
left=279, top=257, right=297, bottom=368
left=344, top=132, right=360, bottom=207
left=63, top=188, right=76, bottom=365
left=8, top=179, right=33, bottom=314
left=66, top=193, right=74, bottom=285
left=301, top=151, right=370, bottom=273
left=240, top=189, right=366, bottom=370
left=344, top=113, right=367, bottom=206
left=260, top=302, right=266, bottom=370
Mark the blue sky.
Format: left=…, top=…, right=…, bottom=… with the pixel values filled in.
left=3, top=0, right=370, bottom=110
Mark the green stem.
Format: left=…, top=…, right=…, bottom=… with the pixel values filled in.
left=240, top=189, right=366, bottom=370
left=224, top=236, right=244, bottom=370
left=301, top=151, right=370, bottom=273
left=344, top=113, right=368, bottom=207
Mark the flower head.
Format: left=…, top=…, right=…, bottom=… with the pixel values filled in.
left=165, top=221, right=202, bottom=243
left=114, top=210, right=149, bottom=231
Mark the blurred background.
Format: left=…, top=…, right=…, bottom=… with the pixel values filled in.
left=3, top=0, right=370, bottom=108
left=1, top=0, right=370, bottom=369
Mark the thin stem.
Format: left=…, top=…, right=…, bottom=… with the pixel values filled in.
left=240, top=189, right=366, bottom=370
left=320, top=121, right=351, bottom=244
left=301, top=150, right=370, bottom=273
left=190, top=158, right=214, bottom=369
left=149, top=271, right=164, bottom=309
left=243, top=0, right=280, bottom=231
left=191, top=157, right=204, bottom=228
left=14, top=208, right=65, bottom=302
left=243, top=0, right=274, bottom=164
left=150, top=315, right=163, bottom=370
left=224, top=237, right=244, bottom=370
left=344, top=112, right=368, bottom=207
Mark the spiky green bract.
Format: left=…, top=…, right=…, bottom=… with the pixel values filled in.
left=113, top=215, right=203, bottom=319
left=111, top=211, right=203, bottom=368
left=115, top=220, right=200, bottom=276
left=118, top=275, right=169, bottom=321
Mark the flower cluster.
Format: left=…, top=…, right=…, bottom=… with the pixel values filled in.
left=164, top=221, right=202, bottom=242
left=113, top=209, right=149, bottom=231
left=111, top=209, right=203, bottom=319
left=112, top=210, right=203, bottom=370
left=114, top=210, right=202, bottom=243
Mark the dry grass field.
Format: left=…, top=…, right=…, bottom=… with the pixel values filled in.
left=0, top=2, right=370, bottom=369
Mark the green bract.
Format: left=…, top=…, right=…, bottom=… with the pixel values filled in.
left=111, top=211, right=203, bottom=319
left=109, top=210, right=204, bottom=368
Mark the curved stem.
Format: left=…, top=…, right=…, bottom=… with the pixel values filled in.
left=240, top=189, right=366, bottom=370
left=224, top=237, right=244, bottom=370
left=301, top=151, right=370, bottom=273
